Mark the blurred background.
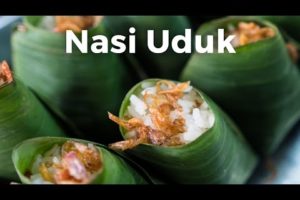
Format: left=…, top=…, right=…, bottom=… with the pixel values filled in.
left=0, top=16, right=21, bottom=65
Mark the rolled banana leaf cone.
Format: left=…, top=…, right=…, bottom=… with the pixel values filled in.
left=0, top=61, right=65, bottom=181
left=104, top=16, right=191, bottom=79
left=12, top=137, right=148, bottom=184
left=180, top=16, right=300, bottom=155
left=12, top=16, right=134, bottom=143
left=108, top=79, right=257, bottom=184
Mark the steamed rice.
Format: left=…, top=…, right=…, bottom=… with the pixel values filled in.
left=126, top=82, right=215, bottom=144
left=29, top=142, right=101, bottom=184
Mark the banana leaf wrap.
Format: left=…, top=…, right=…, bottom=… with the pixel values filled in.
left=0, top=75, right=65, bottom=181
left=104, top=16, right=191, bottom=79
left=113, top=79, right=257, bottom=184
left=12, top=16, right=133, bottom=143
left=180, top=17, right=300, bottom=155
left=12, top=137, right=148, bottom=184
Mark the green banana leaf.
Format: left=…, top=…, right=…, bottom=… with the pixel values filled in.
left=114, top=79, right=257, bottom=184
left=12, top=137, right=148, bottom=184
left=180, top=16, right=300, bottom=155
left=104, top=16, right=191, bottom=79
left=12, top=16, right=134, bottom=143
left=0, top=73, right=65, bottom=181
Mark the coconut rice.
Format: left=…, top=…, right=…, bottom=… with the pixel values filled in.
left=109, top=80, right=215, bottom=150
left=28, top=141, right=102, bottom=184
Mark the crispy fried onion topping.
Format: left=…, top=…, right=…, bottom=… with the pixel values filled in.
left=109, top=80, right=192, bottom=151
left=232, top=22, right=275, bottom=47
left=286, top=42, right=299, bottom=63
left=38, top=141, right=102, bottom=184
left=0, top=61, right=13, bottom=87
left=54, top=16, right=103, bottom=33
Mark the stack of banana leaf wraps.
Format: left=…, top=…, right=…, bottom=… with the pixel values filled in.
left=104, top=16, right=191, bottom=79
left=12, top=137, right=148, bottom=184
left=0, top=61, right=65, bottom=181
left=12, top=16, right=134, bottom=143
left=181, top=16, right=300, bottom=155
left=108, top=79, right=258, bottom=184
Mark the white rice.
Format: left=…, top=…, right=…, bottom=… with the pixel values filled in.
left=126, top=82, right=215, bottom=144
left=129, top=95, right=147, bottom=116
left=29, top=145, right=61, bottom=184
left=29, top=143, right=97, bottom=184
